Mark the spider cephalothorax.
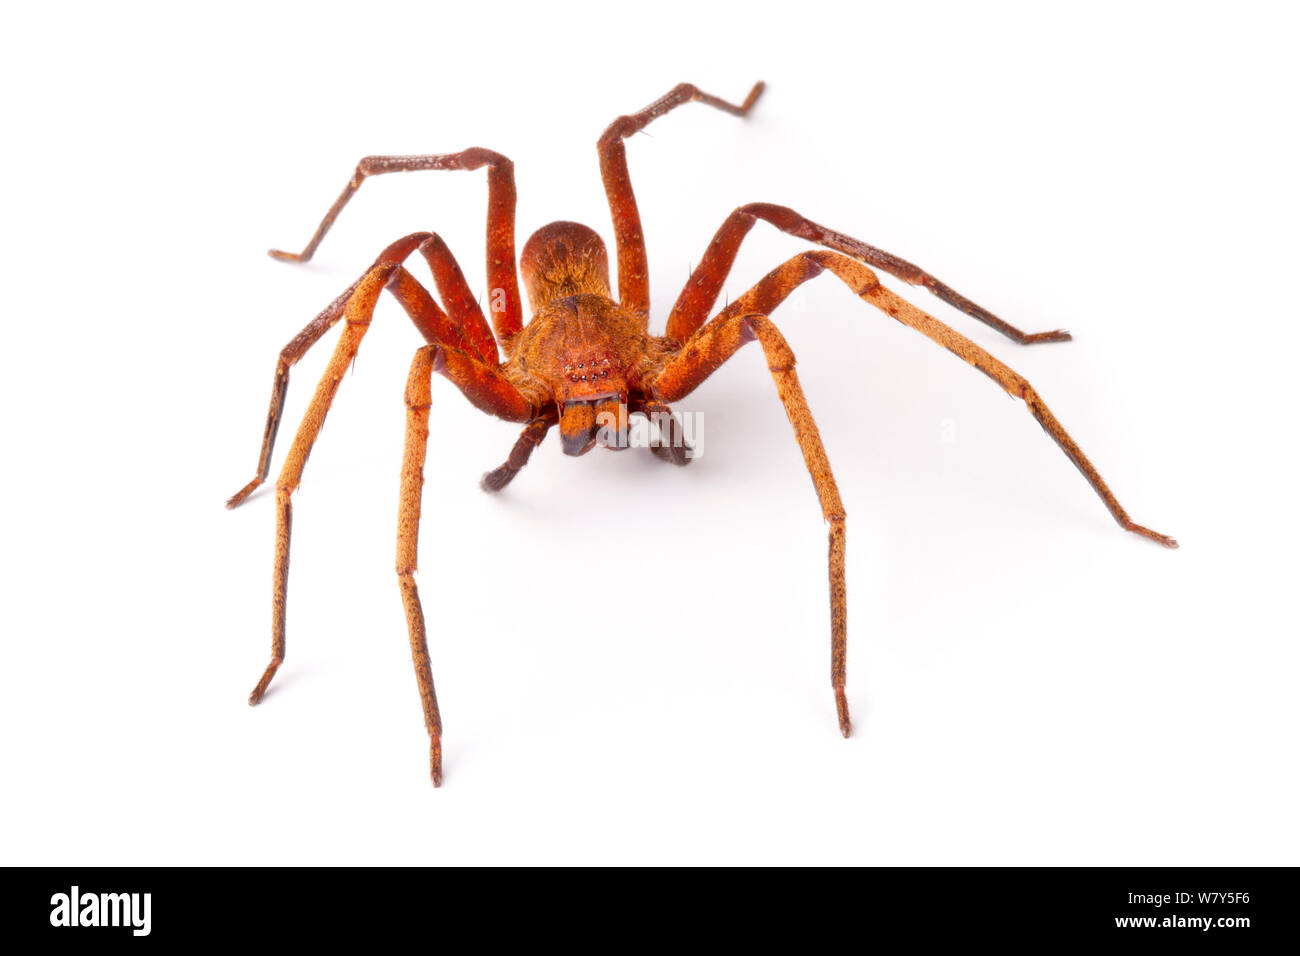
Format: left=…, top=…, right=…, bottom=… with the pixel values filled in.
left=512, top=220, right=677, bottom=455
left=228, top=81, right=1176, bottom=786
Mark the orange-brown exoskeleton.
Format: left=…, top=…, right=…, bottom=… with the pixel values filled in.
left=227, top=82, right=1177, bottom=786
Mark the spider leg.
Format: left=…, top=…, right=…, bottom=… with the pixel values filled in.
left=267, top=147, right=524, bottom=352
left=667, top=203, right=1071, bottom=347
left=398, top=346, right=443, bottom=786
left=660, top=250, right=1177, bottom=548
left=246, top=262, right=397, bottom=705
left=227, top=233, right=500, bottom=509
left=246, top=265, right=533, bottom=709
left=598, top=82, right=765, bottom=315
left=397, top=343, right=538, bottom=785
left=481, top=414, right=555, bottom=492
left=651, top=315, right=850, bottom=736
left=428, top=232, right=499, bottom=364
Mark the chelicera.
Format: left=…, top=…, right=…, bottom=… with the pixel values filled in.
left=227, top=82, right=1176, bottom=786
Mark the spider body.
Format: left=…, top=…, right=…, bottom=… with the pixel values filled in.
left=510, top=222, right=657, bottom=455
left=229, top=82, right=1175, bottom=786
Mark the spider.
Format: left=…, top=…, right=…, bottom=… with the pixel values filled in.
left=227, top=81, right=1177, bottom=786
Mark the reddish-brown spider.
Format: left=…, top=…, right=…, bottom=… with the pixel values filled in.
left=228, top=81, right=1177, bottom=786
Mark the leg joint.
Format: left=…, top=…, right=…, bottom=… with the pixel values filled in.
left=743, top=314, right=797, bottom=371
left=417, top=232, right=448, bottom=255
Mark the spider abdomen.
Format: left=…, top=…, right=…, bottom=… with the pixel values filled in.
left=519, top=220, right=613, bottom=312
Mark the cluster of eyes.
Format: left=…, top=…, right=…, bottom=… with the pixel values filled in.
left=566, top=358, right=612, bottom=383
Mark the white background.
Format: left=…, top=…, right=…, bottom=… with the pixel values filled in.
left=2, top=1, right=1296, bottom=865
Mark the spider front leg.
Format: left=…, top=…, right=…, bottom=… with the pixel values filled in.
left=651, top=316, right=851, bottom=736
left=397, top=345, right=538, bottom=785
left=398, top=346, right=444, bottom=785
left=667, top=203, right=1071, bottom=346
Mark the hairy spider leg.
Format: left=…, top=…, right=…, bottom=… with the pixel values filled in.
left=394, top=346, right=462, bottom=786
left=396, top=232, right=499, bottom=365
left=227, top=232, right=500, bottom=509
left=651, top=251, right=1177, bottom=736
left=667, top=203, right=1071, bottom=346
left=651, top=314, right=850, bottom=735
left=397, top=346, right=442, bottom=784
left=398, top=342, right=542, bottom=785
left=598, top=82, right=765, bottom=316
left=667, top=250, right=1177, bottom=547
left=246, top=263, right=533, bottom=711
left=267, top=147, right=524, bottom=353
